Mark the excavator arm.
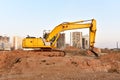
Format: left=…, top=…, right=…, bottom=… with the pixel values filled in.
left=46, top=19, right=96, bottom=48
left=46, top=19, right=98, bottom=56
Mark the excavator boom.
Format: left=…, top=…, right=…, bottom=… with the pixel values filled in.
left=46, top=19, right=96, bottom=49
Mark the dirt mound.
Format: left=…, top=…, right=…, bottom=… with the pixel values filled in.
left=100, top=53, right=120, bottom=73
left=64, top=46, right=87, bottom=56
left=0, top=51, right=120, bottom=80
left=64, top=46, right=80, bottom=51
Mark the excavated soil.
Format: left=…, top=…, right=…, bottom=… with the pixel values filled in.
left=0, top=50, right=120, bottom=80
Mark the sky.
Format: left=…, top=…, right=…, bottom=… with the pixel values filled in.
left=0, top=0, right=120, bottom=48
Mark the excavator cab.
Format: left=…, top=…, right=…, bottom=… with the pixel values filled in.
left=43, top=30, right=50, bottom=39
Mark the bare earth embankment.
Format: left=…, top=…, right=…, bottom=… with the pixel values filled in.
left=0, top=49, right=120, bottom=80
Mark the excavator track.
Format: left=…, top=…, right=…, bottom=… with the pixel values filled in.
left=28, top=49, right=66, bottom=57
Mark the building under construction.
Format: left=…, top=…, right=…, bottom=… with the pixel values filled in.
left=72, top=32, right=82, bottom=48
left=57, top=33, right=65, bottom=49
left=13, top=36, right=23, bottom=50
left=71, top=32, right=89, bottom=49
left=82, top=35, right=89, bottom=49
left=0, top=36, right=11, bottom=50
left=56, top=32, right=89, bottom=49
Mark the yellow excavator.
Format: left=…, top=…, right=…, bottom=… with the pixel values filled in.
left=22, top=19, right=98, bottom=57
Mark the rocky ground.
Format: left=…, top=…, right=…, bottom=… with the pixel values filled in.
left=0, top=49, right=120, bottom=80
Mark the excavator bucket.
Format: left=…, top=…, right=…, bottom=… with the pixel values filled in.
left=90, top=50, right=99, bottom=57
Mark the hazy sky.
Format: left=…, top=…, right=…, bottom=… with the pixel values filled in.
left=0, top=0, right=120, bottom=48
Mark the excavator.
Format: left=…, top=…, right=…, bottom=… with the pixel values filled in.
left=22, top=19, right=98, bottom=57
